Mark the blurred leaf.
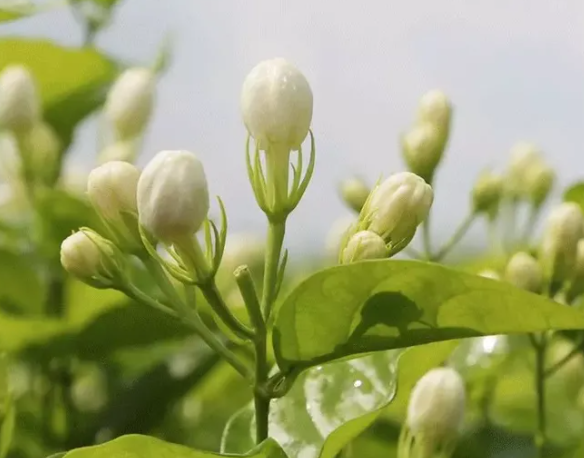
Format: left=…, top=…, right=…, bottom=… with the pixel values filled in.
left=62, top=434, right=287, bottom=457
left=564, top=182, right=584, bottom=212
left=0, top=248, right=44, bottom=315
left=273, top=260, right=584, bottom=372
left=0, top=38, right=117, bottom=145
left=0, top=395, right=15, bottom=458
left=0, top=312, right=66, bottom=352
left=46, top=454, right=67, bottom=458
left=222, top=351, right=398, bottom=458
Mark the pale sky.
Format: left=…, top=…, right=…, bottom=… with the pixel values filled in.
left=4, top=0, right=584, bottom=254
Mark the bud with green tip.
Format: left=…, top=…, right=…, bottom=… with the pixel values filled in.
left=524, top=161, right=555, bottom=207
left=540, top=202, right=584, bottom=284
left=60, top=229, right=120, bottom=284
left=359, top=172, right=433, bottom=256
left=505, top=252, right=543, bottom=293
left=104, top=67, right=155, bottom=141
left=137, top=150, right=209, bottom=243
left=416, top=89, right=452, bottom=132
left=241, top=58, right=313, bottom=151
left=401, top=367, right=465, bottom=458
left=340, top=177, right=370, bottom=213
left=0, top=65, right=40, bottom=134
left=401, top=122, right=443, bottom=183
left=341, top=230, right=388, bottom=264
left=472, top=171, right=503, bottom=216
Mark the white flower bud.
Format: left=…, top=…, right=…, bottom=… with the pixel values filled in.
left=340, top=177, right=370, bottom=213
left=524, top=162, right=555, bottom=207
left=540, top=202, right=584, bottom=283
left=362, top=172, right=433, bottom=251
left=341, top=230, right=388, bottom=263
left=241, top=58, right=313, bottom=150
left=60, top=230, right=115, bottom=280
left=472, top=171, right=503, bottom=215
left=505, top=142, right=543, bottom=198
left=478, top=269, right=500, bottom=280
left=504, top=252, right=543, bottom=293
left=0, top=65, right=40, bottom=133
left=401, top=123, right=443, bottom=182
left=407, top=367, right=465, bottom=446
left=87, top=161, right=139, bottom=223
left=98, top=139, right=138, bottom=164
left=28, top=121, right=61, bottom=184
left=416, top=90, right=452, bottom=130
left=325, top=216, right=356, bottom=259
left=104, top=67, right=155, bottom=140
left=137, top=150, right=209, bottom=242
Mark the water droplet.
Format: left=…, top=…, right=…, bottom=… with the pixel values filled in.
left=354, top=380, right=363, bottom=388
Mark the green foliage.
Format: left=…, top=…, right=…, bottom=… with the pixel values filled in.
left=273, top=260, right=584, bottom=371
left=222, top=351, right=398, bottom=458
left=563, top=182, right=584, bottom=211
left=59, top=434, right=286, bottom=458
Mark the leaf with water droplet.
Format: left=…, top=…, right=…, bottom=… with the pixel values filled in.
left=222, top=350, right=398, bottom=458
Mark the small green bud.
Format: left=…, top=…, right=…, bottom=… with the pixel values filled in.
left=540, top=202, right=584, bottom=283
left=339, top=177, right=370, bottom=213
left=505, top=142, right=543, bottom=198
left=137, top=150, right=209, bottom=243
left=401, top=122, right=443, bottom=182
left=416, top=90, right=452, bottom=132
left=361, top=172, right=433, bottom=255
left=524, top=162, right=555, bottom=207
left=472, top=171, right=503, bottom=215
left=0, top=65, right=40, bottom=134
left=60, top=229, right=119, bottom=283
left=504, top=252, right=543, bottom=293
left=341, top=230, right=388, bottom=264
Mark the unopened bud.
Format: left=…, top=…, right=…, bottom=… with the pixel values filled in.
left=524, top=162, right=554, bottom=207
left=341, top=230, right=388, bottom=263
left=340, top=177, right=370, bottom=213
left=504, top=252, right=543, bottom=293
left=97, top=139, right=138, bottom=164
left=241, top=58, right=313, bottom=150
left=566, top=239, right=584, bottom=301
left=325, top=216, right=355, bottom=259
left=406, top=367, right=465, bottom=450
left=416, top=90, right=452, bottom=132
left=472, top=171, right=502, bottom=215
left=401, top=122, right=443, bottom=182
left=478, top=269, right=500, bottom=280
left=505, top=142, right=543, bottom=198
left=105, top=67, right=155, bottom=141
left=361, top=172, right=433, bottom=255
left=0, top=65, right=40, bottom=133
left=137, top=150, right=209, bottom=243
left=540, top=203, right=584, bottom=283
left=60, top=229, right=117, bottom=282
left=28, top=121, right=61, bottom=185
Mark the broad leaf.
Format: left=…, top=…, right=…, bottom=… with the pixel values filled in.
left=564, top=182, right=584, bottom=212
left=0, top=248, right=44, bottom=315
left=222, top=351, right=398, bottom=458
left=0, top=39, right=117, bottom=145
left=273, top=260, right=584, bottom=372
left=61, top=434, right=286, bottom=457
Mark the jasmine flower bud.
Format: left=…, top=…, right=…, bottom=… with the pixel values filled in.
left=341, top=230, right=388, bottom=263
left=504, top=252, right=543, bottom=293
left=87, top=161, right=139, bottom=220
left=137, top=150, right=209, bottom=243
left=241, top=58, right=313, bottom=150
left=505, top=142, right=543, bottom=198
left=339, top=177, right=370, bottom=213
left=416, top=89, right=452, bottom=131
left=0, top=65, right=40, bottom=133
left=472, top=171, right=503, bottom=216
left=361, top=172, right=433, bottom=255
left=104, top=67, right=155, bottom=141
left=524, top=162, right=555, bottom=207
left=401, top=122, right=443, bottom=183
left=97, top=139, right=139, bottom=164
left=60, top=229, right=117, bottom=282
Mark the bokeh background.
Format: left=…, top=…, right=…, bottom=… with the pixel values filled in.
left=4, top=0, right=584, bottom=252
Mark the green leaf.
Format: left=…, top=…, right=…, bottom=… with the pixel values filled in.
left=0, top=248, right=44, bottom=315
left=273, top=260, right=584, bottom=372
left=222, top=351, right=398, bottom=458
left=0, top=39, right=117, bottom=145
left=564, top=182, right=584, bottom=212
left=0, top=395, right=15, bottom=458
left=46, top=454, right=67, bottom=458
left=0, top=8, right=28, bottom=23
left=61, top=434, right=286, bottom=457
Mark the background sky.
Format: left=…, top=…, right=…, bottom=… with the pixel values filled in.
left=3, top=0, right=584, bottom=255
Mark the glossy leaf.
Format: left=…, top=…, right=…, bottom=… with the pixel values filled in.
left=273, top=260, right=584, bottom=372
left=564, top=182, right=584, bottom=212
left=61, top=434, right=286, bottom=457
left=222, top=351, right=398, bottom=458
left=0, top=39, right=117, bottom=145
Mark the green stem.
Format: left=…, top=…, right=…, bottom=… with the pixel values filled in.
left=421, top=216, right=432, bottom=260
left=521, top=205, right=541, bottom=247
left=262, top=220, right=286, bottom=320
left=234, top=265, right=270, bottom=443
left=531, top=332, right=547, bottom=457
left=432, top=213, right=476, bottom=261
left=143, top=258, right=252, bottom=381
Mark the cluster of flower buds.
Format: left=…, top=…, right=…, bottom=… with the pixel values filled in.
left=401, top=90, right=452, bottom=183
left=340, top=172, right=433, bottom=262
left=241, top=58, right=315, bottom=220
left=398, top=367, right=466, bottom=458
left=504, top=142, right=555, bottom=207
